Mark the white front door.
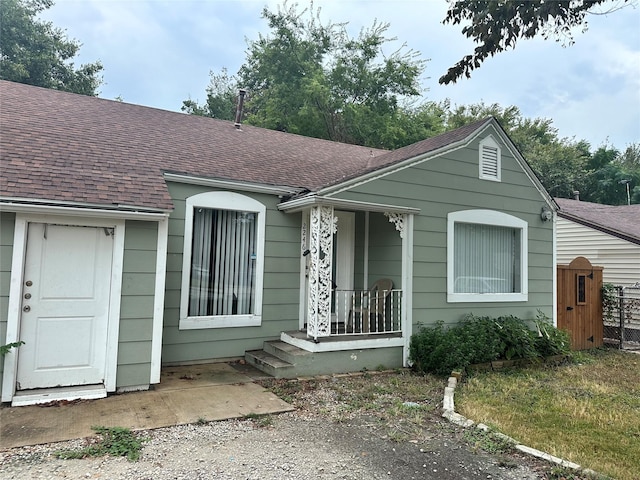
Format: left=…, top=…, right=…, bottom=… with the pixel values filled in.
left=17, top=223, right=113, bottom=390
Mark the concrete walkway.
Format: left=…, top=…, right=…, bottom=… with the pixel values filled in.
left=0, top=363, right=293, bottom=449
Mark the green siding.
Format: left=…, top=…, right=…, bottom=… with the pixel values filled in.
left=161, top=183, right=301, bottom=364
left=0, top=213, right=15, bottom=396
left=334, top=127, right=554, bottom=329
left=117, top=220, right=158, bottom=388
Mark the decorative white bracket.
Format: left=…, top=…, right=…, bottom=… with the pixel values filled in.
left=384, top=212, right=406, bottom=239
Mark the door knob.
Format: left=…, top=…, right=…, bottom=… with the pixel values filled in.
left=25, top=280, right=33, bottom=287
left=23, top=305, right=31, bottom=312
left=566, top=306, right=574, bottom=311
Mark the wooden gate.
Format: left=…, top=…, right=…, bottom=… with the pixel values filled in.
left=557, top=256, right=603, bottom=350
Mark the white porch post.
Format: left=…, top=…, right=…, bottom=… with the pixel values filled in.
left=385, top=212, right=414, bottom=366
left=307, top=205, right=336, bottom=341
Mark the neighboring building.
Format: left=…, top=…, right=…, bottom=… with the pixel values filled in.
left=0, top=81, right=556, bottom=405
left=556, top=198, right=640, bottom=286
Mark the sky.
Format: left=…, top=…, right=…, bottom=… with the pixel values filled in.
left=40, top=0, right=640, bottom=150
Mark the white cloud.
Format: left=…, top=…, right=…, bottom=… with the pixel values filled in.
left=37, top=0, right=640, bottom=147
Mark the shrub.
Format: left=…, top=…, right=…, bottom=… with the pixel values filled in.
left=533, top=312, right=571, bottom=357
left=410, top=314, right=570, bottom=375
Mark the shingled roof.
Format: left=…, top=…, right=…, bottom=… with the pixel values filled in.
left=555, top=197, right=640, bottom=245
left=1, top=80, right=492, bottom=212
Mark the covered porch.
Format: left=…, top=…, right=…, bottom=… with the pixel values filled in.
left=273, top=197, right=418, bottom=369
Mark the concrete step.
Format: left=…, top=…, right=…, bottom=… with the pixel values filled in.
left=263, top=340, right=312, bottom=365
left=245, top=349, right=294, bottom=378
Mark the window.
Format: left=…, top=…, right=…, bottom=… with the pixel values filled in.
left=479, top=135, right=501, bottom=181
left=447, top=210, right=528, bottom=302
left=180, top=192, right=265, bottom=329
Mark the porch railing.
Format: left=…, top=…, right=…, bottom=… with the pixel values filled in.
left=328, top=289, right=403, bottom=336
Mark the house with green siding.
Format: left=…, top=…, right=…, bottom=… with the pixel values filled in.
left=0, top=80, right=556, bottom=406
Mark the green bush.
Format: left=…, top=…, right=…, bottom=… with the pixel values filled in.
left=410, top=314, right=570, bottom=376
left=534, top=316, right=571, bottom=357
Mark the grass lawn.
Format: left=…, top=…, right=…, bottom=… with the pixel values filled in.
left=457, top=348, right=640, bottom=480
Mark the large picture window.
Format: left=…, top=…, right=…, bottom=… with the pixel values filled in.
left=447, top=210, right=527, bottom=303
left=180, top=192, right=265, bottom=329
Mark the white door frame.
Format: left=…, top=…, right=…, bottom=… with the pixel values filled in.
left=1, top=213, right=125, bottom=403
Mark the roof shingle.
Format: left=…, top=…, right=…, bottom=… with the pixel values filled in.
left=555, top=197, right=640, bottom=245
left=1, top=80, right=492, bottom=212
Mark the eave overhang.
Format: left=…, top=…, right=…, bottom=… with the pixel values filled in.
left=164, top=172, right=304, bottom=197
left=0, top=197, right=171, bottom=221
left=278, top=194, right=420, bottom=215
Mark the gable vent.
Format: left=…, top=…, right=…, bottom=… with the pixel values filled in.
left=479, top=136, right=501, bottom=181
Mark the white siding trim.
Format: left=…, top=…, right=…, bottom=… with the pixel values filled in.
left=402, top=214, right=414, bottom=366
left=552, top=214, right=558, bottom=327
left=150, top=217, right=169, bottom=384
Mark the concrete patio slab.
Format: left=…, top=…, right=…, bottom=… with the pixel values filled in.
left=0, top=363, right=292, bottom=449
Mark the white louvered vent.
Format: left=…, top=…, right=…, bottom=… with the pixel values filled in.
left=479, top=136, right=501, bottom=181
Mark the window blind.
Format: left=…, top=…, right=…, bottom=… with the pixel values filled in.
left=189, top=208, right=257, bottom=316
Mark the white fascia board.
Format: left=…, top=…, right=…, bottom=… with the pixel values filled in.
left=164, top=173, right=302, bottom=197
left=278, top=195, right=421, bottom=214
left=0, top=199, right=170, bottom=221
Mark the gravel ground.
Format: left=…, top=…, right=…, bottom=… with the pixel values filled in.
left=0, top=413, right=551, bottom=480
left=0, top=373, right=590, bottom=480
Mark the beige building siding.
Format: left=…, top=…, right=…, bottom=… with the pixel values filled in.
left=557, top=217, right=640, bottom=286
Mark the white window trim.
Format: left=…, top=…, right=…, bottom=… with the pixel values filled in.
left=479, top=135, right=501, bottom=182
left=179, top=192, right=266, bottom=329
left=447, top=209, right=528, bottom=303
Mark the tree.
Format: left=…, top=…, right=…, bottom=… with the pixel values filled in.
left=0, top=0, right=103, bottom=95
left=581, top=144, right=640, bottom=204
left=186, top=3, right=429, bottom=149
left=440, top=0, right=629, bottom=84
left=182, top=68, right=237, bottom=120
left=442, top=102, right=592, bottom=198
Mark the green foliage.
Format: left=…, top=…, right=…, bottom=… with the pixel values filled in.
left=463, top=428, right=515, bottom=455
left=244, top=413, right=274, bottom=428
left=0, top=341, right=24, bottom=356
left=602, top=283, right=619, bottom=322
left=410, top=314, right=570, bottom=376
left=185, top=2, right=431, bottom=149
left=0, top=0, right=103, bottom=95
left=55, top=426, right=147, bottom=461
left=182, top=68, right=237, bottom=120
left=581, top=144, right=640, bottom=205
left=533, top=312, right=571, bottom=357
left=440, top=0, right=617, bottom=84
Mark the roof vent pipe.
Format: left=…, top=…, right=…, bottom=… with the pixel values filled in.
left=234, top=89, right=247, bottom=129
left=573, top=190, right=580, bottom=201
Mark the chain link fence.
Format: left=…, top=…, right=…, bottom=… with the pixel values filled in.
left=603, top=284, right=640, bottom=350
